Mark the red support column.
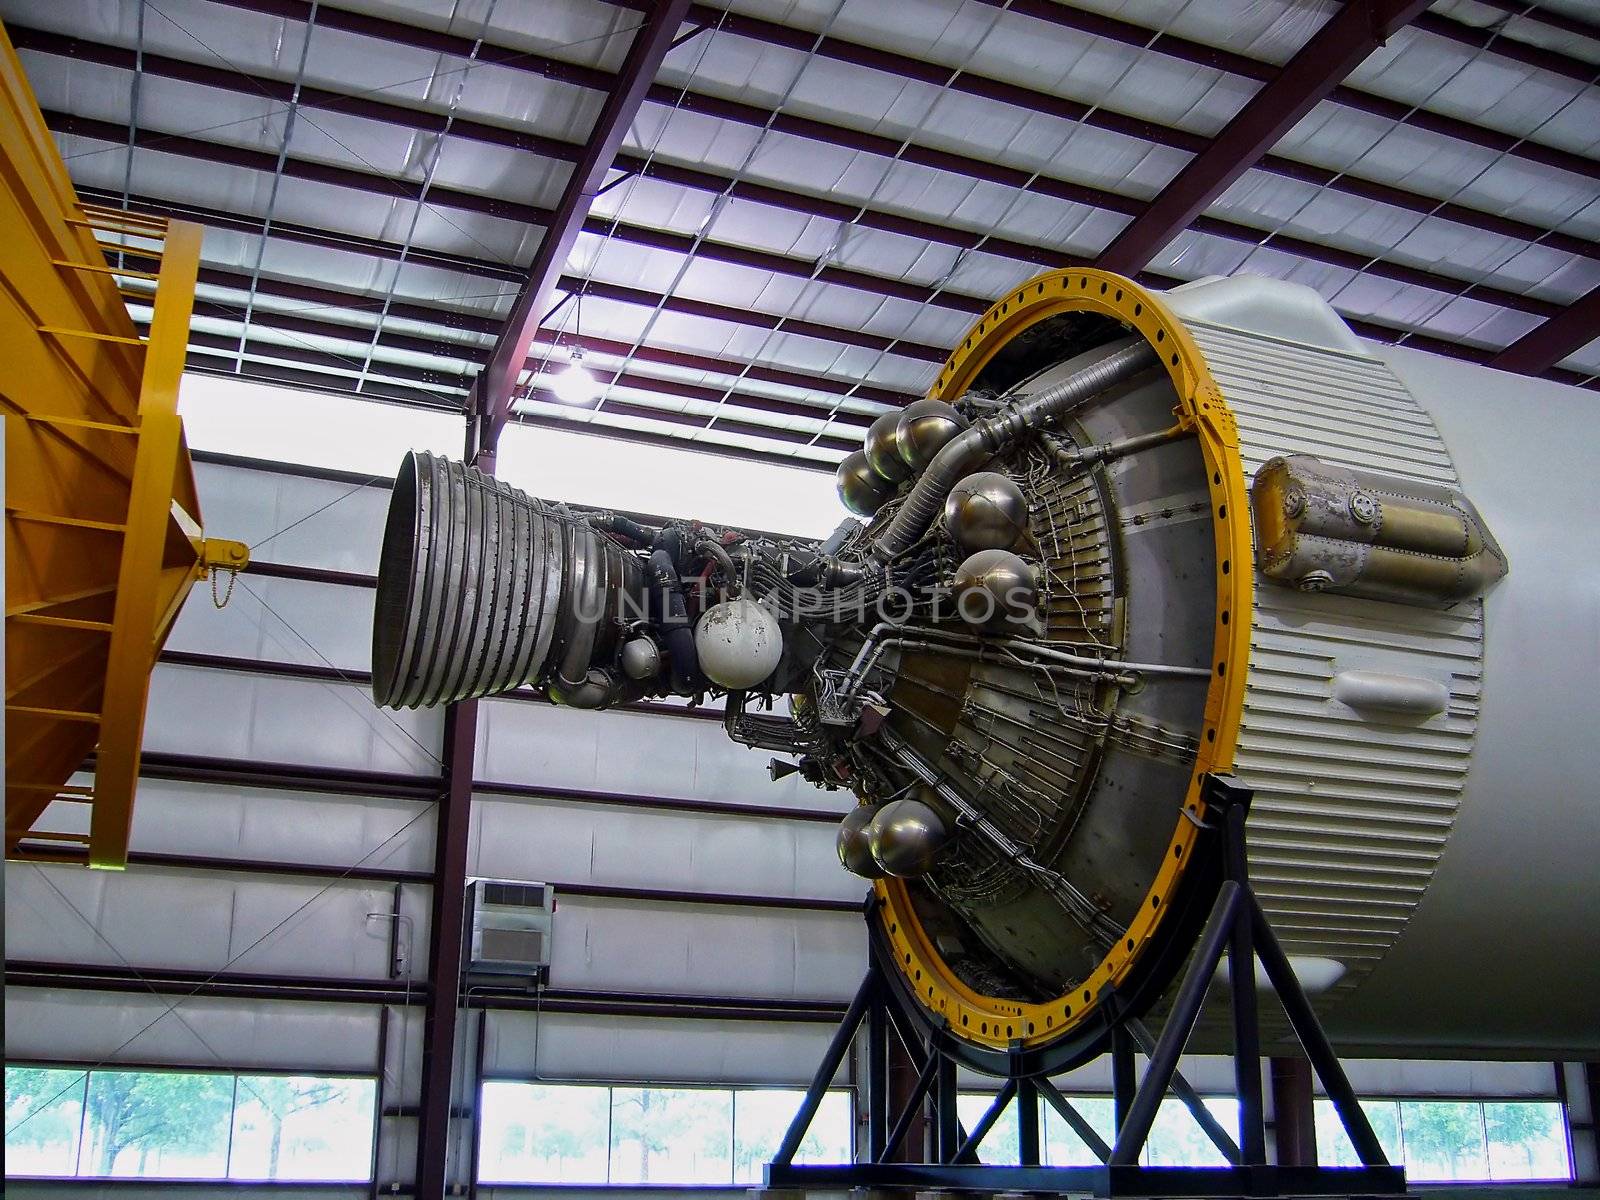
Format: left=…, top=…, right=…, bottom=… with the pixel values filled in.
left=413, top=690, right=479, bottom=1194
left=1270, top=1055, right=1318, bottom=1168
left=469, top=0, right=693, bottom=458
left=1490, top=284, right=1600, bottom=377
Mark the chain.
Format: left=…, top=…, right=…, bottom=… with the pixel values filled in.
left=210, top=564, right=238, bottom=608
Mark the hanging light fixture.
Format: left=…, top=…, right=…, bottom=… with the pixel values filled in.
left=549, top=287, right=598, bottom=405
left=552, top=346, right=597, bottom=405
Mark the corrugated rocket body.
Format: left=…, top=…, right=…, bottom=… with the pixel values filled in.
left=1186, top=321, right=1482, bottom=1011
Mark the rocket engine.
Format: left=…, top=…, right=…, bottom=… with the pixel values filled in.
left=373, top=269, right=1600, bottom=1067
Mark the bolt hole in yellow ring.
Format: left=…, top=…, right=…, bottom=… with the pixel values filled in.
left=874, top=268, right=1252, bottom=1053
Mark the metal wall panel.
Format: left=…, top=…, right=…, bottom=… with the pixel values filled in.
left=193, top=461, right=390, bottom=575
left=169, top=573, right=372, bottom=674
left=4, top=986, right=382, bottom=1072
left=475, top=698, right=849, bottom=812
left=6, top=863, right=430, bottom=982
left=144, top=663, right=443, bottom=775
left=539, top=895, right=863, bottom=1002
left=470, top=794, right=864, bottom=903
left=482, top=1010, right=845, bottom=1086
left=125, top=776, right=434, bottom=875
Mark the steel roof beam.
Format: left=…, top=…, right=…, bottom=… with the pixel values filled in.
left=1413, top=9, right=1599, bottom=86
left=1096, top=0, right=1432, bottom=276
left=26, top=24, right=1596, bottom=268
left=43, top=108, right=553, bottom=226
left=1469, top=0, right=1600, bottom=43
left=1488, top=284, right=1600, bottom=375
left=205, top=0, right=1599, bottom=184
left=180, top=324, right=862, bottom=448
left=84, top=187, right=988, bottom=324
left=163, top=2, right=1600, bottom=238
left=185, top=246, right=1600, bottom=405
left=468, top=0, right=694, bottom=464
left=181, top=263, right=920, bottom=410
left=101, top=171, right=1600, bottom=421
left=182, top=263, right=909, bottom=427
left=46, top=104, right=1569, bottom=327
left=183, top=349, right=843, bottom=472
left=965, top=0, right=1599, bottom=183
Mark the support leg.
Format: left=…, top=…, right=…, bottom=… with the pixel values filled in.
left=1017, top=1076, right=1041, bottom=1166
left=867, top=975, right=888, bottom=1160
left=1220, top=795, right=1267, bottom=1164
left=1271, top=1056, right=1317, bottom=1167
left=1111, top=1023, right=1137, bottom=1134
left=1110, top=881, right=1241, bottom=1165
left=1038, top=1077, right=1110, bottom=1164
left=935, top=1048, right=959, bottom=1162
left=773, top=972, right=873, bottom=1166
left=1127, top=1017, right=1239, bottom=1164
left=1249, top=890, right=1390, bottom=1167
left=954, top=1079, right=1016, bottom=1163
left=880, top=1046, right=940, bottom=1163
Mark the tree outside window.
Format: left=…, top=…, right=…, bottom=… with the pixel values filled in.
left=732, top=1089, right=851, bottom=1183
left=5, top=1066, right=376, bottom=1182
left=1316, top=1097, right=1571, bottom=1183
left=228, top=1075, right=376, bottom=1180
left=82, top=1070, right=233, bottom=1177
left=5, top=1067, right=88, bottom=1176
left=1484, top=1101, right=1572, bottom=1180
left=609, top=1086, right=734, bottom=1184
left=1041, top=1095, right=1116, bottom=1167
left=478, top=1082, right=610, bottom=1184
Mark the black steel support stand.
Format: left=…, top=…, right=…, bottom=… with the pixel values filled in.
left=768, top=774, right=1409, bottom=1196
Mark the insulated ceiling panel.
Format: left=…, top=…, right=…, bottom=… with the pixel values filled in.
left=4, top=0, right=1594, bottom=471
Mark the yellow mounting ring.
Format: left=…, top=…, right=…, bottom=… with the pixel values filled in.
left=874, top=268, right=1253, bottom=1049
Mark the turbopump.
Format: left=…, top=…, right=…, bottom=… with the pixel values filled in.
left=373, top=269, right=1600, bottom=1067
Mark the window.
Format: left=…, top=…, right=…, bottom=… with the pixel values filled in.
left=733, top=1089, right=852, bottom=1183
left=479, top=1082, right=611, bottom=1184
left=958, top=1092, right=1023, bottom=1164
left=969, top=1092, right=1239, bottom=1169
left=477, top=1082, right=852, bottom=1185
left=228, top=1076, right=378, bottom=1181
left=5, top=1066, right=375, bottom=1182
left=1042, top=1094, right=1116, bottom=1166
left=1145, top=1098, right=1239, bottom=1168
left=1315, top=1098, right=1572, bottom=1182
left=610, top=1087, right=733, bottom=1184
left=4, top=1067, right=86, bottom=1177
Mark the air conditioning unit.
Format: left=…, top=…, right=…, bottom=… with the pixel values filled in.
left=465, top=879, right=553, bottom=982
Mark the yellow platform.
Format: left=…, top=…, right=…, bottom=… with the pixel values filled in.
left=2, top=23, right=245, bottom=867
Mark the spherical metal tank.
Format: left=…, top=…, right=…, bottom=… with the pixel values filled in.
left=867, top=798, right=948, bottom=878
left=864, top=412, right=911, bottom=483
left=951, top=548, right=1039, bottom=629
left=943, top=470, right=1030, bottom=554
left=836, top=450, right=894, bottom=517
left=837, top=806, right=886, bottom=879
left=896, top=399, right=968, bottom=471
left=694, top=598, right=783, bottom=690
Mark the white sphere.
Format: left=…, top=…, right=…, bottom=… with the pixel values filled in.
left=694, top=599, right=784, bottom=690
